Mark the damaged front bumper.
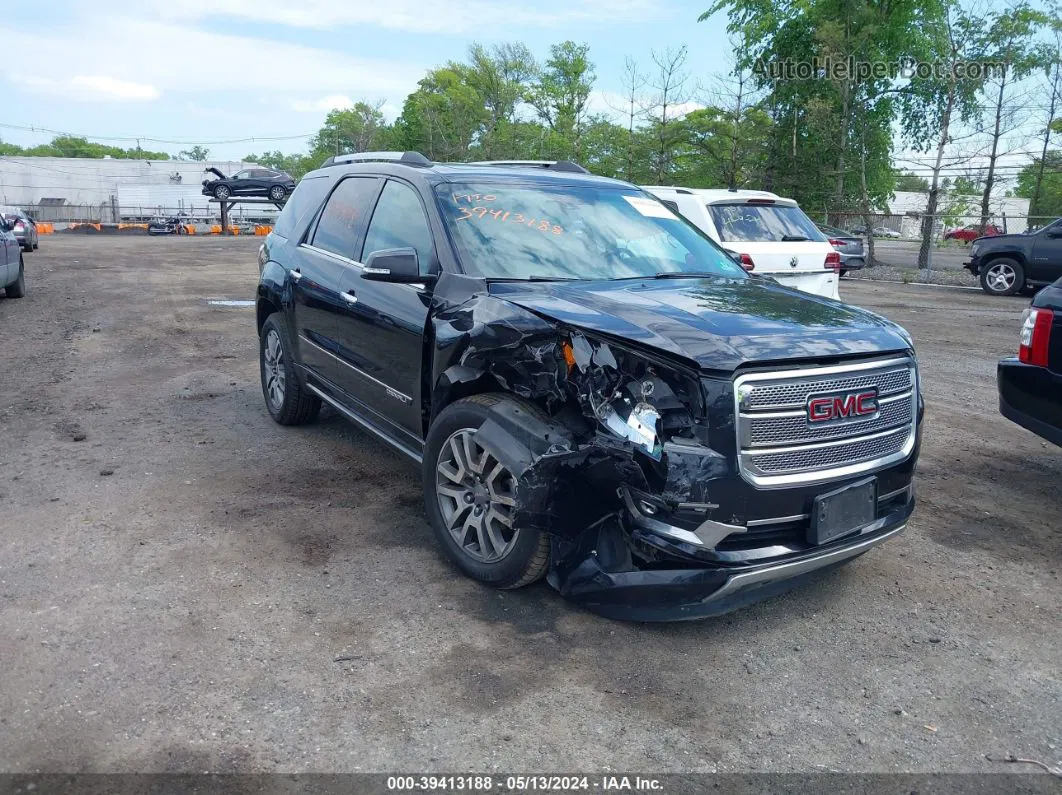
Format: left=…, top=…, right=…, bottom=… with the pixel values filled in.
left=551, top=499, right=911, bottom=622
left=474, top=395, right=915, bottom=622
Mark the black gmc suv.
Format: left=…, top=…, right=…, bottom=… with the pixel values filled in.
left=255, top=152, right=923, bottom=621
left=965, top=217, right=1062, bottom=296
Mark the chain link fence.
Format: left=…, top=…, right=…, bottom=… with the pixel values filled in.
left=815, top=212, right=1057, bottom=241
left=8, top=203, right=279, bottom=225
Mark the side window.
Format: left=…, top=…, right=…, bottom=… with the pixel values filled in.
left=272, top=175, right=331, bottom=240
left=232, top=171, right=248, bottom=180
left=361, top=181, right=436, bottom=274
left=310, top=177, right=379, bottom=258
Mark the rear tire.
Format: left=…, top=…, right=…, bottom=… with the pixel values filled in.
left=268, top=185, right=287, bottom=202
left=259, top=314, right=320, bottom=425
left=5, top=257, right=25, bottom=298
left=423, top=394, right=550, bottom=589
left=980, top=258, right=1024, bottom=296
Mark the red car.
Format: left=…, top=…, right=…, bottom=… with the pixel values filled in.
left=945, top=224, right=1003, bottom=242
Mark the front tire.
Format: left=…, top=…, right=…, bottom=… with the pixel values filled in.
left=5, top=257, right=25, bottom=298
left=423, top=394, right=550, bottom=589
left=259, top=315, right=320, bottom=425
left=213, top=184, right=232, bottom=201
left=980, top=258, right=1024, bottom=296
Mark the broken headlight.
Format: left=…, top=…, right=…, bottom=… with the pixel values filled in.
left=566, top=333, right=699, bottom=461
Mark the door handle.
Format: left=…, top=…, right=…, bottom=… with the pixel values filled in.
left=290, top=268, right=302, bottom=282
left=341, top=290, right=358, bottom=305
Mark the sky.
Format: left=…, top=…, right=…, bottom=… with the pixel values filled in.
left=0, top=0, right=732, bottom=161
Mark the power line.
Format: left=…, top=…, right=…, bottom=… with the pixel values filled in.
left=0, top=122, right=317, bottom=146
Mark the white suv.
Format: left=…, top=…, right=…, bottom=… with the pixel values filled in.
left=643, top=187, right=840, bottom=299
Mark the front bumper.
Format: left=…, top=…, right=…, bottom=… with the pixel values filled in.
left=998, top=357, right=1062, bottom=447
left=551, top=491, right=913, bottom=622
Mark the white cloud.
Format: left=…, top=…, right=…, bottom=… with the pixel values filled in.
left=147, top=0, right=663, bottom=34
left=291, top=95, right=355, bottom=113
left=5, top=18, right=423, bottom=98
left=15, top=74, right=160, bottom=102
left=71, top=76, right=160, bottom=101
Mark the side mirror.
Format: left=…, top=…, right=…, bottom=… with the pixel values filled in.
left=1046, top=230, right=1062, bottom=239
left=725, top=249, right=742, bottom=265
left=362, top=247, right=436, bottom=285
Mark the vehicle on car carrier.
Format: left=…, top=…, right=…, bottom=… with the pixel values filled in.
left=255, top=152, right=923, bottom=621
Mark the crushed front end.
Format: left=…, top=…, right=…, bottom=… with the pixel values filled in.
left=462, top=324, right=921, bottom=621
left=430, top=282, right=922, bottom=621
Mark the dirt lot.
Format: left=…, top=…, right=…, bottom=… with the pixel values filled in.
left=1, top=236, right=1059, bottom=774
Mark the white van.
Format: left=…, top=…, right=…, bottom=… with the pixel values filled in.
left=642, top=187, right=841, bottom=300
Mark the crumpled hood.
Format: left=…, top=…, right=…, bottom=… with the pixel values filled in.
left=487, top=277, right=911, bottom=372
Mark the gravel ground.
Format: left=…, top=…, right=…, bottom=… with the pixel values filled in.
left=1, top=236, right=1059, bottom=775
left=847, top=266, right=980, bottom=288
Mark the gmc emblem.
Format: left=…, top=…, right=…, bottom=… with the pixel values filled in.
left=807, top=389, right=879, bottom=424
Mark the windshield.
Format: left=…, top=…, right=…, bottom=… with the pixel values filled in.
left=708, top=203, right=827, bottom=243
left=435, top=183, right=748, bottom=281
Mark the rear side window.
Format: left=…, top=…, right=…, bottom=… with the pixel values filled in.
left=311, top=177, right=380, bottom=258
left=708, top=203, right=827, bottom=243
left=361, top=181, right=436, bottom=274
left=272, top=175, right=331, bottom=240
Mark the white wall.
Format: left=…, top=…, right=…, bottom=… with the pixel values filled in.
left=0, top=157, right=253, bottom=207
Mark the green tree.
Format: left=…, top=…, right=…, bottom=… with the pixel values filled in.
left=11, top=135, right=170, bottom=160
left=895, top=172, right=930, bottom=192
left=1016, top=152, right=1062, bottom=223
left=899, top=1, right=985, bottom=268
left=971, top=2, right=1051, bottom=233
left=531, top=41, right=596, bottom=158
left=244, top=150, right=314, bottom=178
left=307, top=103, right=393, bottom=165
left=395, top=66, right=486, bottom=161
left=466, top=42, right=537, bottom=157
left=178, top=145, right=210, bottom=161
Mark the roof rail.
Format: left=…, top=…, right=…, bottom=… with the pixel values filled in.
left=320, top=151, right=432, bottom=169
left=468, top=159, right=590, bottom=175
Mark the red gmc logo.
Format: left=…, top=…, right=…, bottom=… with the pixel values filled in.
left=807, top=389, right=879, bottom=424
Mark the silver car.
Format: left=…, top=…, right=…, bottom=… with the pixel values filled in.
left=818, top=224, right=865, bottom=276
left=0, top=216, right=26, bottom=298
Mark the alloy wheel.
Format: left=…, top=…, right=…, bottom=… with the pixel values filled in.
left=263, top=329, right=286, bottom=409
left=435, top=428, right=519, bottom=563
left=986, top=262, right=1016, bottom=293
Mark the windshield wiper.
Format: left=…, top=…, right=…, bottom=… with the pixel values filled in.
left=649, top=271, right=721, bottom=280
left=781, top=235, right=810, bottom=242
left=489, top=275, right=586, bottom=282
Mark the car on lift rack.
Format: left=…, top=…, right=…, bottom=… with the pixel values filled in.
left=998, top=277, right=1062, bottom=445
left=255, top=151, right=923, bottom=621
left=202, top=166, right=295, bottom=203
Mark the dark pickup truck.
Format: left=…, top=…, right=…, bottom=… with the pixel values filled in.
left=966, top=218, right=1062, bottom=296
left=999, top=277, right=1062, bottom=446
left=255, top=152, right=923, bottom=621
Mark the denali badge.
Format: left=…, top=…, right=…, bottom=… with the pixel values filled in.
left=807, top=389, right=879, bottom=424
